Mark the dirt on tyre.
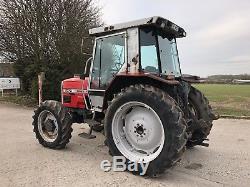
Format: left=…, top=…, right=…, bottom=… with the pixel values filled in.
left=32, top=100, right=73, bottom=149
left=104, top=84, right=187, bottom=176
left=92, top=124, right=104, bottom=132
left=187, top=86, right=217, bottom=147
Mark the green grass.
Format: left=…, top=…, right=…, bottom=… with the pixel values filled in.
left=194, top=84, right=250, bottom=116
left=1, top=84, right=249, bottom=117
left=0, top=95, right=37, bottom=107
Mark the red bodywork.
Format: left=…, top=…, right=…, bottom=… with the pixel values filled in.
left=62, top=76, right=89, bottom=109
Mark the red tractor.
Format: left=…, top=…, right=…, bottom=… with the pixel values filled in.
left=32, top=16, right=218, bottom=176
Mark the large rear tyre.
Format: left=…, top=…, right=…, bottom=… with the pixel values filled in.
left=187, top=86, right=216, bottom=147
left=32, top=100, right=73, bottom=149
left=104, top=85, right=187, bottom=176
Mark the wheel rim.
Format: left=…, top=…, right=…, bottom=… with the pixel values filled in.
left=112, top=102, right=165, bottom=163
left=38, top=110, right=59, bottom=142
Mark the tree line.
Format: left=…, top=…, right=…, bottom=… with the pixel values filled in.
left=0, top=0, right=102, bottom=100
left=207, top=74, right=250, bottom=80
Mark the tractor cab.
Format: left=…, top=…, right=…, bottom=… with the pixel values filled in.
left=87, top=16, right=186, bottom=111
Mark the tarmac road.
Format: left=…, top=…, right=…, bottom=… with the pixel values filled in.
left=0, top=102, right=250, bottom=187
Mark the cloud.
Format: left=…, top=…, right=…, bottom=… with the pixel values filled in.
left=98, top=0, right=250, bottom=76
left=220, top=55, right=250, bottom=64
left=193, top=12, right=250, bottom=47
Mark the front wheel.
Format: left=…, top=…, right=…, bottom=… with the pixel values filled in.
left=32, top=100, right=73, bottom=149
left=104, top=85, right=187, bottom=176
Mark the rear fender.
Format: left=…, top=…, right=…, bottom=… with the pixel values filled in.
left=181, top=74, right=206, bottom=83
left=102, top=73, right=180, bottom=110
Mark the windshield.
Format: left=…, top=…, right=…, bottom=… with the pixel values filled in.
left=158, top=36, right=181, bottom=77
left=139, top=28, right=181, bottom=77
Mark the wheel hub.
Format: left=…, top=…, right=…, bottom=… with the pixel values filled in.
left=44, top=119, right=56, bottom=132
left=134, top=124, right=146, bottom=137
left=38, top=110, right=59, bottom=142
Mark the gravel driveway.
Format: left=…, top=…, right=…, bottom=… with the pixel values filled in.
left=0, top=102, right=250, bottom=186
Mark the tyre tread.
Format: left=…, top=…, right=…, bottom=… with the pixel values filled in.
left=104, top=84, right=187, bottom=177
left=32, top=100, right=73, bottom=149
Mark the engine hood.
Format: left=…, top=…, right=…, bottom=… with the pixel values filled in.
left=62, top=77, right=89, bottom=90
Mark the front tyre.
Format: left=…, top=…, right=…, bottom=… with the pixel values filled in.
left=104, top=85, right=187, bottom=176
left=32, top=100, right=73, bottom=149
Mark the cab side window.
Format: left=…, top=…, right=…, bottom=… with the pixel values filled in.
left=91, top=34, right=125, bottom=89
left=140, top=29, right=159, bottom=74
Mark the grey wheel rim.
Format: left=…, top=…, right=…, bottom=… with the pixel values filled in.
left=38, top=110, right=59, bottom=142
left=112, top=102, right=165, bottom=163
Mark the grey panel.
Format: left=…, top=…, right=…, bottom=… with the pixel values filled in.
left=89, top=95, right=104, bottom=112
left=89, top=16, right=186, bottom=38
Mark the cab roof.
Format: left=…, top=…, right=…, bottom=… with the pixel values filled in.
left=89, top=16, right=186, bottom=38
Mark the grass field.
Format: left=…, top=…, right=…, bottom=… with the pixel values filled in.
left=0, top=95, right=37, bottom=107
left=0, top=84, right=249, bottom=117
left=194, top=84, right=250, bottom=116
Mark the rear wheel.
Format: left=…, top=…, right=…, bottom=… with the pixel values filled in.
left=32, top=100, right=73, bottom=149
left=187, top=86, right=216, bottom=147
left=112, top=101, right=165, bottom=163
left=104, top=85, right=187, bottom=176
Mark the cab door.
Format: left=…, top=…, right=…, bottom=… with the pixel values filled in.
left=88, top=33, right=126, bottom=111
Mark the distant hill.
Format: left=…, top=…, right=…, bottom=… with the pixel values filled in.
left=206, top=74, right=250, bottom=84
left=207, top=74, right=250, bottom=80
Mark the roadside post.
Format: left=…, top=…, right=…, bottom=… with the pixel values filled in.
left=38, top=72, right=45, bottom=106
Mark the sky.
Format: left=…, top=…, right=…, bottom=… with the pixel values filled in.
left=97, top=0, right=250, bottom=77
